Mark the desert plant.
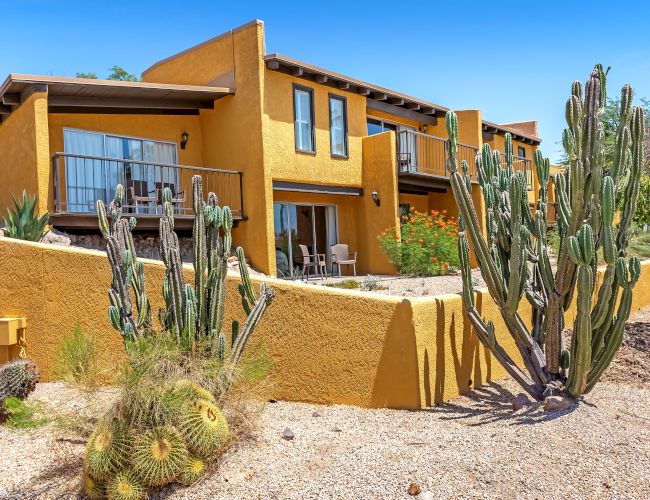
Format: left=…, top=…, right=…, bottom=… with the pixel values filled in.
left=53, top=324, right=101, bottom=388
left=2, top=190, right=48, bottom=241
left=446, top=65, right=644, bottom=400
left=379, top=207, right=459, bottom=276
left=105, top=469, right=145, bottom=500
left=633, top=174, right=650, bottom=228
left=361, top=274, right=380, bottom=291
left=177, top=398, right=229, bottom=458
left=0, top=396, right=48, bottom=428
left=85, top=419, right=132, bottom=480
left=131, top=425, right=188, bottom=486
left=178, top=456, right=206, bottom=485
left=83, top=473, right=107, bottom=499
left=96, top=176, right=275, bottom=378
left=0, top=358, right=39, bottom=405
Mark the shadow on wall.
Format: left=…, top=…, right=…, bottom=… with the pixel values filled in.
left=370, top=299, right=420, bottom=409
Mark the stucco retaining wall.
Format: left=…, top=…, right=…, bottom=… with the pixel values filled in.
left=1, top=237, right=649, bottom=409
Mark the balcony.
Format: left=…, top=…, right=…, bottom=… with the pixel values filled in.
left=50, top=153, right=244, bottom=230
left=396, top=130, right=478, bottom=192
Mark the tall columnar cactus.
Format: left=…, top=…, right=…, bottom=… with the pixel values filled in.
left=446, top=65, right=644, bottom=399
left=96, top=175, right=275, bottom=366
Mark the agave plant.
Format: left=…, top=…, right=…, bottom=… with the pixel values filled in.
left=2, top=190, right=48, bottom=241
left=446, top=65, right=644, bottom=400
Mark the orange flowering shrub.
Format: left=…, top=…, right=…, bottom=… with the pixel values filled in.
left=378, top=207, right=459, bottom=276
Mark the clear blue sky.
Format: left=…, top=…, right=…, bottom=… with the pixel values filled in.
left=1, top=0, right=649, bottom=163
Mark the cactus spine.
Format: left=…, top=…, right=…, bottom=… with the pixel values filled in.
left=97, top=175, right=275, bottom=368
left=446, top=65, right=644, bottom=399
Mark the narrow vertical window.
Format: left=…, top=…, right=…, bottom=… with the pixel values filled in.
left=294, top=85, right=315, bottom=153
left=329, top=94, right=348, bottom=157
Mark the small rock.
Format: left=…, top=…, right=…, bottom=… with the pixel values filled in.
left=512, top=393, right=532, bottom=411
left=544, top=395, right=572, bottom=412
left=419, top=492, right=435, bottom=500
left=311, top=411, right=321, bottom=417
left=282, top=427, right=295, bottom=440
left=408, top=483, right=421, bottom=496
left=332, top=425, right=342, bottom=432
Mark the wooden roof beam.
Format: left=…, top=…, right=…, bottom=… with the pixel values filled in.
left=314, top=74, right=328, bottom=83
left=338, top=81, right=350, bottom=90
left=266, top=60, right=281, bottom=70
left=372, top=92, right=388, bottom=101
left=358, top=87, right=370, bottom=96
left=0, top=105, right=11, bottom=115
left=404, top=102, right=420, bottom=110
left=389, top=97, right=404, bottom=106
left=2, top=93, right=19, bottom=106
left=292, top=67, right=304, bottom=77
left=47, top=95, right=214, bottom=110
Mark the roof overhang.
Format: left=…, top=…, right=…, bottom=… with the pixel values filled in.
left=273, top=180, right=364, bottom=196
left=264, top=54, right=448, bottom=119
left=0, top=74, right=234, bottom=121
left=482, top=120, right=540, bottom=145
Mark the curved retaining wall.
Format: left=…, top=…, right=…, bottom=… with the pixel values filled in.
left=1, top=238, right=648, bottom=409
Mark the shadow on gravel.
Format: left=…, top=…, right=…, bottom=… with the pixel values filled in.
left=423, top=381, right=577, bottom=426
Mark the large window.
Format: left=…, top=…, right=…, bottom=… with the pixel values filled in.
left=63, top=128, right=177, bottom=212
left=294, top=85, right=315, bottom=153
left=329, top=94, right=348, bottom=157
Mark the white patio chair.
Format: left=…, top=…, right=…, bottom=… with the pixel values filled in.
left=331, top=243, right=357, bottom=277
left=299, top=244, right=326, bottom=280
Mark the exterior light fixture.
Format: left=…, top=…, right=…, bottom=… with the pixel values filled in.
left=422, top=125, right=428, bottom=134
left=181, top=131, right=189, bottom=149
left=371, top=191, right=381, bottom=207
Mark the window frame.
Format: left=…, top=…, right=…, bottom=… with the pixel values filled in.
left=517, top=146, right=526, bottom=158
left=293, top=84, right=316, bottom=154
left=328, top=93, right=348, bottom=158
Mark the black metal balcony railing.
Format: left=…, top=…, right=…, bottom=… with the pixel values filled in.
left=396, top=130, right=479, bottom=179
left=496, top=153, right=534, bottom=190
left=51, top=153, right=243, bottom=218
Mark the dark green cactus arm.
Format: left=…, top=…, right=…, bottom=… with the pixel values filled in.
left=228, top=284, right=276, bottom=364
left=237, top=247, right=257, bottom=305
left=192, top=176, right=208, bottom=333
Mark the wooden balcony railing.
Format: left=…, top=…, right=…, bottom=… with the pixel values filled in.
left=396, top=130, right=478, bottom=180
left=496, top=153, right=534, bottom=190
left=51, top=153, right=243, bottom=218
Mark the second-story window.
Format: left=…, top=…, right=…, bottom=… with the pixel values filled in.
left=329, top=95, right=348, bottom=157
left=294, top=85, right=315, bottom=153
left=518, top=146, right=526, bottom=158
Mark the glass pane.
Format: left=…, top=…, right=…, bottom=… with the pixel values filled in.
left=274, top=203, right=292, bottom=277
left=295, top=89, right=313, bottom=151
left=330, top=98, right=345, bottom=155
left=367, top=118, right=382, bottom=136
left=299, top=122, right=313, bottom=151
left=292, top=205, right=314, bottom=268
left=63, top=130, right=106, bottom=212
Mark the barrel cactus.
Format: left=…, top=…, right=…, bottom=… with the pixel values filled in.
left=446, top=65, right=644, bottom=400
left=131, top=426, right=188, bottom=486
left=84, top=420, right=131, bottom=480
left=178, top=456, right=207, bottom=485
left=105, top=469, right=146, bottom=500
left=0, top=358, right=39, bottom=405
left=177, top=398, right=229, bottom=458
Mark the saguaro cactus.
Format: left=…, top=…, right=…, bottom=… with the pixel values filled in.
left=97, top=175, right=275, bottom=365
left=446, top=65, right=644, bottom=399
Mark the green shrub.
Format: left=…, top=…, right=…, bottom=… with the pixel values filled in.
left=324, top=279, right=359, bottom=289
left=379, top=207, right=459, bottom=276
left=1, top=396, right=49, bottom=428
left=2, top=190, right=48, bottom=241
left=53, top=325, right=101, bottom=389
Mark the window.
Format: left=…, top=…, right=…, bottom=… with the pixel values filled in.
left=367, top=117, right=397, bottom=135
left=518, top=146, right=526, bottom=158
left=63, top=128, right=178, bottom=212
left=294, top=85, right=315, bottom=152
left=329, top=95, right=348, bottom=157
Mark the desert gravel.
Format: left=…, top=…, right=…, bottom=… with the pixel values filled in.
left=1, top=308, right=650, bottom=499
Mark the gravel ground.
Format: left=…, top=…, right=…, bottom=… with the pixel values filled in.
left=305, top=269, right=485, bottom=298
left=1, top=308, right=649, bottom=499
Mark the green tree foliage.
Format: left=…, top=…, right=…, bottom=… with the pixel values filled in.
left=75, top=66, right=140, bottom=81
left=633, top=174, right=650, bottom=227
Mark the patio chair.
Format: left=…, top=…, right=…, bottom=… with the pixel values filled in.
left=331, top=243, right=357, bottom=277
left=127, top=180, right=157, bottom=214
left=298, top=244, right=326, bottom=280
left=155, top=182, right=186, bottom=213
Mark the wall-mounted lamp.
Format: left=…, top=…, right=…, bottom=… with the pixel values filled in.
left=180, top=131, right=189, bottom=150
left=371, top=191, right=381, bottom=207
left=422, top=125, right=428, bottom=134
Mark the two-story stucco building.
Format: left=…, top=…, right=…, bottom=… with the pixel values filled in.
left=0, top=19, right=541, bottom=277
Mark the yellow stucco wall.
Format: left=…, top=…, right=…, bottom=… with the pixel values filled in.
left=263, top=70, right=366, bottom=187
left=142, top=21, right=274, bottom=274
left=0, top=91, right=50, bottom=214
left=2, top=238, right=649, bottom=408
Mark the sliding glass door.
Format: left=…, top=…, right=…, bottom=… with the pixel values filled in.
left=273, top=202, right=338, bottom=278
left=63, top=128, right=178, bottom=213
